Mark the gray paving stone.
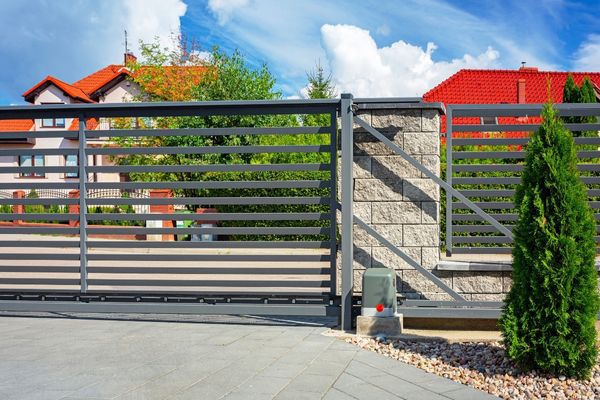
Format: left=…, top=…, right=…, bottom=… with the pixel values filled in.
left=233, top=376, right=291, bottom=395
left=444, top=387, right=500, bottom=399
left=285, top=372, right=340, bottom=394
left=333, top=373, right=401, bottom=400
left=323, top=388, right=357, bottom=400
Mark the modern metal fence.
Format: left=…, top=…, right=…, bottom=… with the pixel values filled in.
left=0, top=100, right=340, bottom=317
left=445, top=103, right=600, bottom=256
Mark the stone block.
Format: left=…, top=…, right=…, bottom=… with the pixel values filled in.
left=371, top=155, right=420, bottom=179
left=502, top=272, right=513, bottom=293
left=421, top=247, right=440, bottom=269
left=353, top=132, right=403, bottom=156
left=372, top=110, right=421, bottom=132
left=404, top=132, right=439, bottom=155
left=354, top=224, right=379, bottom=246
left=471, top=293, right=506, bottom=301
left=353, top=246, right=372, bottom=270
left=353, top=110, right=372, bottom=131
left=372, top=202, right=421, bottom=224
left=356, top=315, right=404, bottom=337
left=353, top=156, right=371, bottom=178
left=401, top=270, right=452, bottom=294
left=354, top=178, right=403, bottom=202
left=353, top=202, right=372, bottom=224
left=422, top=110, right=440, bottom=132
left=420, top=292, right=455, bottom=301
left=403, top=178, right=439, bottom=202
left=453, top=272, right=503, bottom=294
left=421, top=201, right=439, bottom=224
left=372, top=246, right=421, bottom=270
left=403, top=224, right=439, bottom=246
left=421, top=155, right=441, bottom=178
left=372, top=224, right=403, bottom=247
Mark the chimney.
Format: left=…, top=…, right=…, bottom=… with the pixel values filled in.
left=124, top=52, right=137, bottom=66
left=517, top=79, right=526, bottom=104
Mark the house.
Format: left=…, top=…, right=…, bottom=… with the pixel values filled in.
left=423, top=66, right=600, bottom=135
left=0, top=53, right=208, bottom=190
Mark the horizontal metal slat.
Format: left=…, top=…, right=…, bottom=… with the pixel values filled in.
left=0, top=278, right=79, bottom=285
left=0, top=227, right=79, bottom=234
left=0, top=148, right=79, bottom=156
left=87, top=279, right=330, bottom=288
left=86, top=145, right=330, bottom=156
left=452, top=123, right=600, bottom=133
left=0, top=198, right=78, bottom=206
left=453, top=138, right=530, bottom=146
left=0, top=166, right=79, bottom=174
left=86, top=254, right=330, bottom=262
left=452, top=225, right=515, bottom=233
left=86, top=163, right=331, bottom=174
left=453, top=163, right=600, bottom=173
left=452, top=201, right=515, bottom=209
left=0, top=240, right=79, bottom=248
left=454, top=151, right=600, bottom=160
left=455, top=189, right=515, bottom=197
left=0, top=266, right=79, bottom=273
left=453, top=177, right=521, bottom=185
left=451, top=247, right=513, bottom=254
left=86, top=212, right=330, bottom=221
left=0, top=131, right=79, bottom=139
left=85, top=227, right=330, bottom=235
left=452, top=236, right=513, bottom=244
left=86, top=180, right=330, bottom=190
left=452, top=213, right=518, bottom=222
left=0, top=253, right=80, bottom=260
left=450, top=103, right=600, bottom=117
left=0, top=213, right=78, bottom=221
left=85, top=266, right=330, bottom=275
left=85, top=197, right=331, bottom=206
left=86, top=126, right=332, bottom=138
left=87, top=241, right=330, bottom=249
left=0, top=182, right=79, bottom=190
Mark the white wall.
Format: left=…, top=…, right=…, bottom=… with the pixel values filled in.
left=101, top=80, right=140, bottom=103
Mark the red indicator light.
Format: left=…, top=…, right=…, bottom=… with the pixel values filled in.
left=376, top=303, right=384, bottom=312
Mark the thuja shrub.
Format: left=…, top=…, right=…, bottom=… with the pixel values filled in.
left=500, top=102, right=599, bottom=378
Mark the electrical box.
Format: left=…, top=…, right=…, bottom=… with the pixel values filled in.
left=361, top=267, right=397, bottom=317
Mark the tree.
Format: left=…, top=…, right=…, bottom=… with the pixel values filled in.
left=561, top=74, right=597, bottom=137
left=305, top=61, right=336, bottom=100
left=499, top=102, right=599, bottom=378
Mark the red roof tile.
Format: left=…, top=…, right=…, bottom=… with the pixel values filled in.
left=72, top=65, right=129, bottom=95
left=22, top=75, right=94, bottom=103
left=67, top=118, right=99, bottom=131
left=0, top=119, right=34, bottom=131
left=424, top=68, right=600, bottom=133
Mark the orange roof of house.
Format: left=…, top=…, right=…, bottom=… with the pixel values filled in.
left=22, top=75, right=95, bottom=103
left=0, top=119, right=34, bottom=131
left=72, top=64, right=130, bottom=94
left=67, top=118, right=99, bottom=131
left=423, top=67, right=600, bottom=133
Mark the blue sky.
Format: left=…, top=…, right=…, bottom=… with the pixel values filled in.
left=0, top=0, right=598, bottom=105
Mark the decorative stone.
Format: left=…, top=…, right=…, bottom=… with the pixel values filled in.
left=372, top=224, right=403, bottom=247
left=403, top=224, right=439, bottom=246
left=371, top=155, right=420, bottom=179
left=372, top=202, right=421, bottom=224
left=353, top=132, right=403, bottom=156
left=420, top=155, right=440, bottom=177
left=421, top=202, right=439, bottom=224
left=353, top=156, right=371, bottom=178
left=353, top=246, right=372, bottom=270
left=371, top=246, right=422, bottom=270
left=353, top=202, right=372, bottom=224
left=470, top=293, right=506, bottom=301
left=354, top=224, right=380, bottom=246
left=453, top=272, right=503, bottom=294
left=372, top=109, right=421, bottom=132
left=421, top=247, right=440, bottom=269
left=404, top=132, right=439, bottom=155
left=502, top=272, right=513, bottom=293
left=353, top=110, right=372, bottom=131
left=422, top=110, right=440, bottom=132
left=403, top=178, right=439, bottom=202
left=356, top=315, right=404, bottom=337
left=401, top=270, right=452, bottom=293
left=354, top=178, right=403, bottom=202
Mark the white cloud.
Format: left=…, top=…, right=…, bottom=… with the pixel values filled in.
left=573, top=34, right=600, bottom=72
left=320, top=24, right=499, bottom=97
left=207, top=0, right=250, bottom=25
left=0, top=0, right=186, bottom=104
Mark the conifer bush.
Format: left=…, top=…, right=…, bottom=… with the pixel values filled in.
left=500, top=102, right=599, bottom=378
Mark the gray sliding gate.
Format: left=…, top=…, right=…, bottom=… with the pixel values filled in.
left=445, top=103, right=600, bottom=256
left=0, top=100, right=340, bottom=317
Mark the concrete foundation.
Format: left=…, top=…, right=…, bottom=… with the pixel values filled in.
left=356, top=315, right=404, bottom=337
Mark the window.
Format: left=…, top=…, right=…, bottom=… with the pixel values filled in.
left=64, top=154, right=78, bottom=178
left=480, top=116, right=498, bottom=125
left=40, top=102, right=65, bottom=128
left=19, top=155, right=45, bottom=177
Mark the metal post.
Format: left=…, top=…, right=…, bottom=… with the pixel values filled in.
left=329, top=110, right=338, bottom=299
left=78, top=115, right=88, bottom=293
left=445, top=107, right=453, bottom=257
left=340, top=94, right=354, bottom=331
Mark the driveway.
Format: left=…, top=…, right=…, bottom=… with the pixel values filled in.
left=0, top=313, right=497, bottom=399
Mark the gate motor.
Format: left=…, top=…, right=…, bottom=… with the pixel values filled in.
left=361, top=267, right=397, bottom=317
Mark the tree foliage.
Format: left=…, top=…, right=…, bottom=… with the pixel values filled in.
left=561, top=74, right=597, bottom=137
left=499, top=102, right=599, bottom=378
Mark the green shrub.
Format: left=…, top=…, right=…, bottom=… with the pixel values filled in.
left=499, top=102, right=599, bottom=378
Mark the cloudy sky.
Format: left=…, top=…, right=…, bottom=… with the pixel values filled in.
left=0, top=0, right=598, bottom=104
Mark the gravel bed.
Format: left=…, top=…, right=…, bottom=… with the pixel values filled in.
left=346, top=336, right=600, bottom=399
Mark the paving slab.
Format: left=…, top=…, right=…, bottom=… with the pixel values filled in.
left=0, top=313, right=498, bottom=399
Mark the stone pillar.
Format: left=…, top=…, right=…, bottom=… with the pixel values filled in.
left=149, top=189, right=174, bottom=241
left=68, top=190, right=80, bottom=227
left=12, top=190, right=25, bottom=225
left=339, top=102, right=449, bottom=300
